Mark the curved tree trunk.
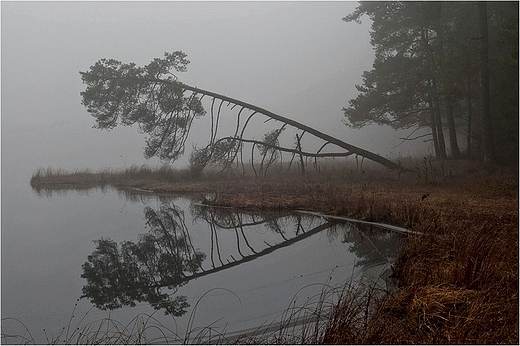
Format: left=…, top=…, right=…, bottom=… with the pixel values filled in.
left=180, top=84, right=410, bottom=172
left=154, top=221, right=334, bottom=288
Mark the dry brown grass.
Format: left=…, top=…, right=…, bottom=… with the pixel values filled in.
left=325, top=220, right=518, bottom=344
left=29, top=158, right=519, bottom=344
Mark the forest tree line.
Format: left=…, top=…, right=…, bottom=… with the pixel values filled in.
left=343, top=1, right=518, bottom=164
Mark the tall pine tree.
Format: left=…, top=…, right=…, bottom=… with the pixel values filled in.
left=343, top=1, right=518, bottom=163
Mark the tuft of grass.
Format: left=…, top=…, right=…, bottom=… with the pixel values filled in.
left=3, top=276, right=390, bottom=345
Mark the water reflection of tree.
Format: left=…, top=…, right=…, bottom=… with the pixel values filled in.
left=333, top=223, right=403, bottom=270
left=81, top=204, right=205, bottom=316
left=190, top=205, right=317, bottom=266
left=31, top=184, right=111, bottom=198
left=81, top=201, right=404, bottom=317
left=81, top=203, right=330, bottom=315
left=190, top=204, right=291, bottom=231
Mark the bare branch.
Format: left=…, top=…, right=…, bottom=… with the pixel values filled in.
left=392, top=127, right=431, bottom=149
left=214, top=137, right=355, bottom=159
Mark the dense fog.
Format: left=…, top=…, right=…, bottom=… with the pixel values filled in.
left=2, top=1, right=430, bottom=184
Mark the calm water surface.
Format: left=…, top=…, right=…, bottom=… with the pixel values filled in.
left=2, top=180, right=403, bottom=343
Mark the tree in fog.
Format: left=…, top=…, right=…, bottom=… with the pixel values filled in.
left=80, top=52, right=407, bottom=174
left=343, top=1, right=518, bottom=163
left=488, top=3, right=519, bottom=162
left=80, top=51, right=206, bottom=163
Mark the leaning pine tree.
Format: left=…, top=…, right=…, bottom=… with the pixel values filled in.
left=80, top=51, right=408, bottom=175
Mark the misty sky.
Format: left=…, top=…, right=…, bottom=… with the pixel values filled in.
left=1, top=1, right=431, bottom=181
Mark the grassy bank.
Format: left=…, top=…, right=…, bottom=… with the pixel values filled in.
left=30, top=159, right=518, bottom=344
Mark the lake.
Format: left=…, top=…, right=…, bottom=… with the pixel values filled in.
left=2, top=180, right=404, bottom=344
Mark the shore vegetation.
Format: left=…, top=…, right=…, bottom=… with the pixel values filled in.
left=28, top=157, right=518, bottom=344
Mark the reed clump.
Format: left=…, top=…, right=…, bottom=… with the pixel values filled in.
left=30, top=165, right=203, bottom=197
left=30, top=165, right=193, bottom=186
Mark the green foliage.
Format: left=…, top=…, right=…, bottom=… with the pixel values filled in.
left=343, top=2, right=440, bottom=130
left=343, top=1, right=518, bottom=163
left=257, top=128, right=284, bottom=176
left=80, top=51, right=205, bottom=162
left=258, top=128, right=283, bottom=156
left=344, top=57, right=430, bottom=129
left=189, top=138, right=241, bottom=176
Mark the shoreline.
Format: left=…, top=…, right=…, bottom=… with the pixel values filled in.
left=29, top=163, right=519, bottom=344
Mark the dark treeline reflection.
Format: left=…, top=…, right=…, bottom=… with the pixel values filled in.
left=81, top=204, right=205, bottom=316
left=190, top=205, right=318, bottom=265
left=32, top=184, right=112, bottom=198
left=81, top=200, right=403, bottom=316
left=335, top=223, right=403, bottom=271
